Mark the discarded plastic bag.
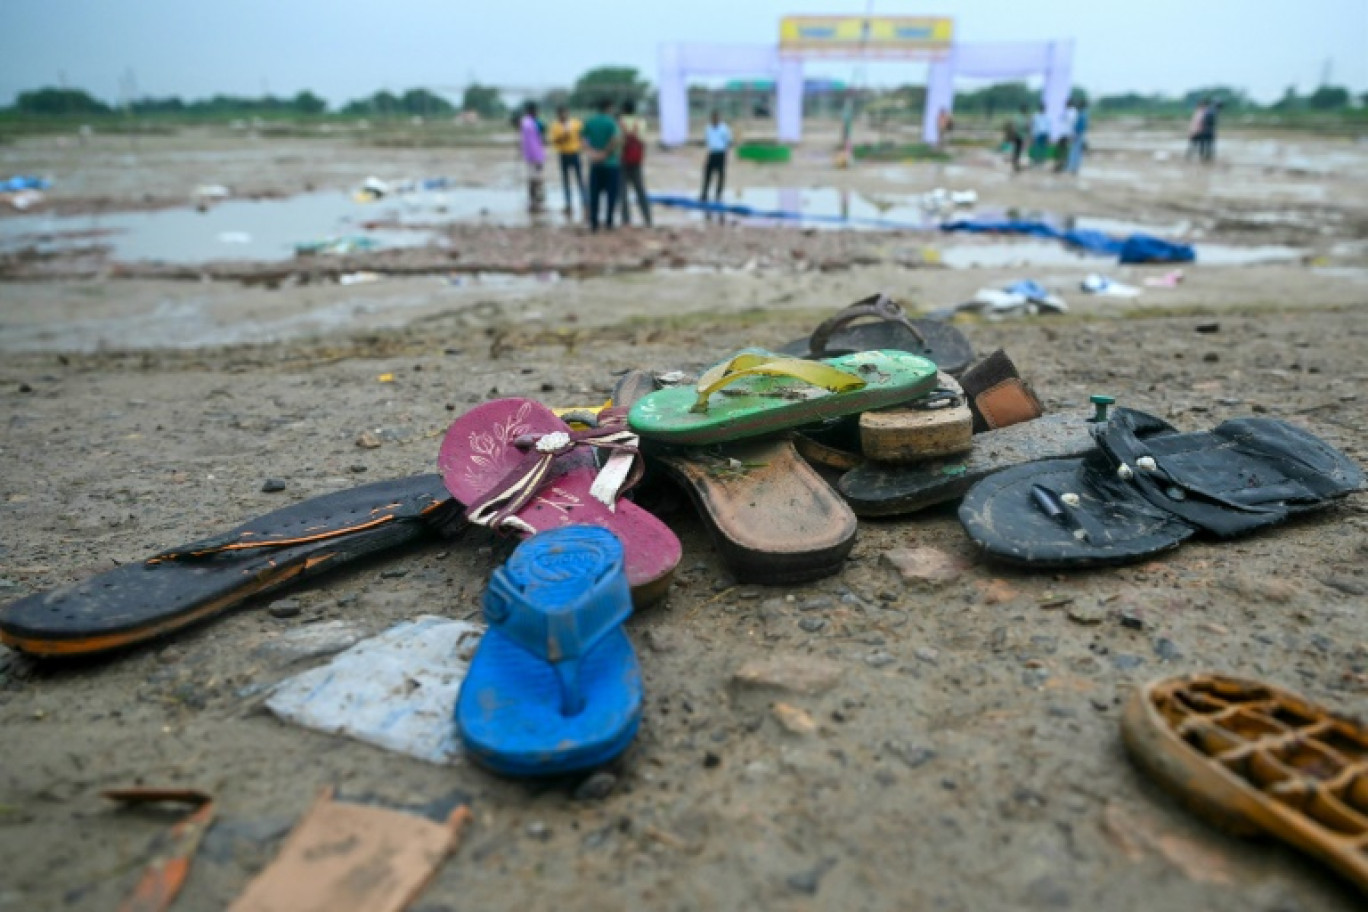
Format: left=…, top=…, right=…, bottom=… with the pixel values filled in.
left=266, top=615, right=482, bottom=764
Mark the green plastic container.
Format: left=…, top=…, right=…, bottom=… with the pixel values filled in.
left=736, top=143, right=791, bottom=164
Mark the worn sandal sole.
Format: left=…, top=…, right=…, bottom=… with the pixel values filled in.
left=651, top=437, right=857, bottom=585
left=839, top=413, right=1109, bottom=517
left=1122, top=674, right=1368, bottom=894
left=0, top=475, right=460, bottom=656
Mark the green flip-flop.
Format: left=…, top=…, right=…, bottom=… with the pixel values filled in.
left=627, top=349, right=937, bottom=446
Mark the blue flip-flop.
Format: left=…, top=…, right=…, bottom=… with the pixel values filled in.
left=456, top=525, right=642, bottom=776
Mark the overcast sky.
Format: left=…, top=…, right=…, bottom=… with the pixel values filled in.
left=3, top=0, right=1365, bottom=106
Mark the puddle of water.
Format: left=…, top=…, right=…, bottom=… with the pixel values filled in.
left=0, top=188, right=531, bottom=264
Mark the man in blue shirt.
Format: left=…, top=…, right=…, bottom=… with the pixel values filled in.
left=699, top=110, right=732, bottom=212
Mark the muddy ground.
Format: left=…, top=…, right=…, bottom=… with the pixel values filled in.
left=0, top=123, right=1366, bottom=911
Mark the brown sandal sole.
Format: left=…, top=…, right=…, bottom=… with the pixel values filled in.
left=1122, top=673, right=1368, bottom=895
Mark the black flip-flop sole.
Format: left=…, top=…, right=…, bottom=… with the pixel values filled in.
left=0, top=475, right=460, bottom=656
left=958, top=457, right=1195, bottom=568
left=960, top=416, right=1363, bottom=568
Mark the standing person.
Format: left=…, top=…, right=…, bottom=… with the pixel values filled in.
left=1029, top=103, right=1051, bottom=166
left=700, top=110, right=732, bottom=216
left=1008, top=104, right=1030, bottom=172
left=1200, top=100, right=1222, bottom=163
left=617, top=100, right=652, bottom=227
left=1065, top=99, right=1089, bottom=174
left=582, top=98, right=621, bottom=232
left=519, top=102, right=546, bottom=213
left=548, top=105, right=585, bottom=216
left=936, top=107, right=954, bottom=148
left=1186, top=99, right=1209, bottom=161
left=1054, top=99, right=1078, bottom=173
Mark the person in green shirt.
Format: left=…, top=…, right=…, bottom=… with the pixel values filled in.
left=581, top=98, right=622, bottom=232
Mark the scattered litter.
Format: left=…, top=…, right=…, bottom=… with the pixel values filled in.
left=217, top=231, right=252, bottom=244
left=339, top=271, right=383, bottom=286
left=193, top=184, right=232, bottom=201
left=266, top=616, right=482, bottom=765
left=1143, top=269, right=1185, bottom=288
left=376, top=372, right=395, bottom=383
left=930, top=279, right=1067, bottom=319
left=227, top=787, right=470, bottom=912
left=353, top=176, right=390, bottom=202
left=0, top=176, right=50, bottom=193
left=295, top=236, right=379, bottom=257
left=104, top=788, right=216, bottom=912
left=1081, top=274, right=1142, bottom=298
left=3, top=189, right=44, bottom=211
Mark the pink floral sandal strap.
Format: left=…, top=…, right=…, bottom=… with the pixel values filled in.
left=465, top=414, right=643, bottom=533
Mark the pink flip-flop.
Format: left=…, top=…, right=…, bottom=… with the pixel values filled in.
left=439, top=399, right=680, bottom=605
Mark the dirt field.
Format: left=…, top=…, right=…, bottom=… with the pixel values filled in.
left=0, top=122, right=1366, bottom=911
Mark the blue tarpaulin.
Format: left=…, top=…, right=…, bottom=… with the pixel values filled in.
left=0, top=176, right=51, bottom=192
left=649, top=197, right=1196, bottom=264
left=940, top=218, right=1195, bottom=264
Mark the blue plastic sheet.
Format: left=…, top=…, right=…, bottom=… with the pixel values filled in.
left=941, top=218, right=1195, bottom=263
left=0, top=176, right=51, bottom=192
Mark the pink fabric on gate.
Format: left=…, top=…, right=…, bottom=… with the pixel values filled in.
left=438, top=399, right=679, bottom=599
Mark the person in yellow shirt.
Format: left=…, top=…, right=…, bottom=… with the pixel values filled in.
left=548, top=106, right=586, bottom=216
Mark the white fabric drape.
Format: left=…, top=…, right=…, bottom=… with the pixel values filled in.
left=657, top=44, right=785, bottom=146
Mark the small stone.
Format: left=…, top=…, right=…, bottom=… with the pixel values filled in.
left=733, top=655, right=843, bottom=695
left=525, top=820, right=550, bottom=840
left=785, top=861, right=833, bottom=896
left=772, top=702, right=817, bottom=735
left=884, top=741, right=936, bottom=769
left=349, top=464, right=368, bottom=473
left=379, top=568, right=409, bottom=579
left=982, top=579, right=1020, bottom=606
left=267, top=598, right=301, bottom=619
left=1320, top=575, right=1367, bottom=597
left=1118, top=607, right=1145, bottom=630
left=865, top=651, right=896, bottom=669
left=573, top=772, right=618, bottom=801
left=1067, top=602, right=1107, bottom=625
left=1202, top=352, right=1220, bottom=363
left=1153, top=637, right=1182, bottom=662
left=643, top=628, right=677, bottom=653
left=1198, top=622, right=1228, bottom=635
left=799, top=617, right=827, bottom=633
left=1194, top=322, right=1220, bottom=334
left=882, top=547, right=968, bottom=586
left=914, top=647, right=939, bottom=664
left=260, top=478, right=287, bottom=493
left=1111, top=653, right=1145, bottom=671
left=355, top=430, right=382, bottom=449
left=18, top=383, right=34, bottom=393
left=703, top=751, right=721, bottom=769
left=799, top=596, right=834, bottom=612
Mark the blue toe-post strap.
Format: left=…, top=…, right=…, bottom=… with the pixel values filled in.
left=482, top=539, right=632, bottom=717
